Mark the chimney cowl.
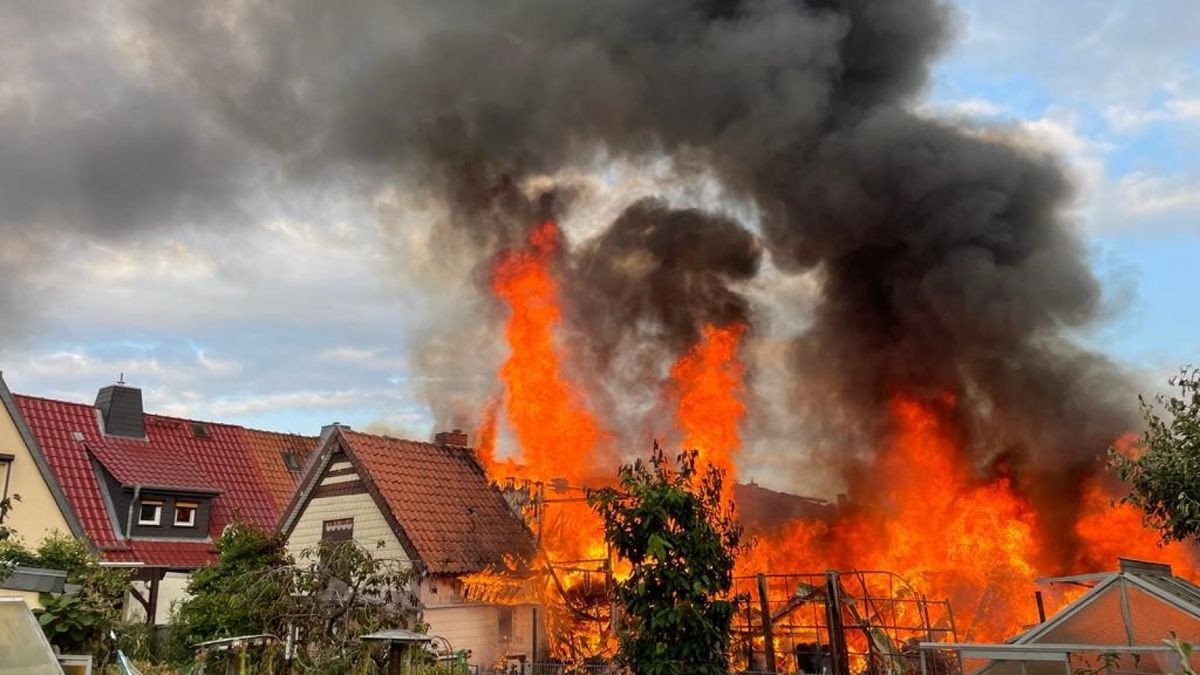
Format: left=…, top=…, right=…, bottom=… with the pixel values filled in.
left=434, top=428, right=469, bottom=447
left=94, top=383, right=145, bottom=439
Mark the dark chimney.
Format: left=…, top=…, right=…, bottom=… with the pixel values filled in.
left=434, top=428, right=469, bottom=446
left=95, top=383, right=145, bottom=439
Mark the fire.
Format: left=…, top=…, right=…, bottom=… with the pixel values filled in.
left=488, top=220, right=617, bottom=659
left=491, top=220, right=604, bottom=486
left=481, top=218, right=1197, bottom=664
left=670, top=322, right=748, bottom=487
left=739, top=394, right=1043, bottom=641
left=1073, top=477, right=1199, bottom=574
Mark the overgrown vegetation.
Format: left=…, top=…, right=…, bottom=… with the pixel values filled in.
left=168, top=521, right=425, bottom=672
left=1109, top=366, right=1200, bottom=543
left=0, top=531, right=132, bottom=663
left=165, top=522, right=292, bottom=657
left=590, top=445, right=743, bottom=675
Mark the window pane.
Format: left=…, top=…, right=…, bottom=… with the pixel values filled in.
left=138, top=502, right=160, bottom=524
left=322, top=518, right=353, bottom=543
left=174, top=504, right=196, bottom=526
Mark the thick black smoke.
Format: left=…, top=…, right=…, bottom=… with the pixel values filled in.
left=569, top=198, right=762, bottom=367
left=12, top=1, right=1134, bottom=559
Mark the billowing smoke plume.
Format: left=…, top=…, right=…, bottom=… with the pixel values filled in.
left=10, top=0, right=1135, bottom=562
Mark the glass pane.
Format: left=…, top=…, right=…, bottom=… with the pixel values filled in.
left=0, top=598, right=64, bottom=674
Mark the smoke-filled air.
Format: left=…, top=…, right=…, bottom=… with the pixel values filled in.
left=5, top=0, right=1195, bottom=661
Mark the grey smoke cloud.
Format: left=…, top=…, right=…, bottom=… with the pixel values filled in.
left=7, top=0, right=1135, bottom=562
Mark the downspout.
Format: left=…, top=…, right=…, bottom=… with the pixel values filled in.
left=125, top=485, right=142, bottom=539
left=1, top=459, right=12, bottom=510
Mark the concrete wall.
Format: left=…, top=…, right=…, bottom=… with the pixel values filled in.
left=0, top=396, right=72, bottom=545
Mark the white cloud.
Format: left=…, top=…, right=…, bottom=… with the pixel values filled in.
left=992, top=107, right=1200, bottom=234
left=1115, top=172, right=1200, bottom=216
left=1105, top=97, right=1200, bottom=133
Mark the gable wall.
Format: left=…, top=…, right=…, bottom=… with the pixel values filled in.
left=285, top=460, right=409, bottom=563
left=0, top=395, right=71, bottom=544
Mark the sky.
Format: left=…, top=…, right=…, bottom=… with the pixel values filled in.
left=1, top=0, right=1197, bottom=447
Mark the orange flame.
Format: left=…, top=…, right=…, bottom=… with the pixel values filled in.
left=670, top=322, right=748, bottom=486
left=492, top=220, right=605, bottom=486
left=481, top=220, right=1196, bottom=661
left=1073, top=477, right=1199, bottom=574
left=740, top=394, right=1043, bottom=641
left=489, top=221, right=615, bottom=659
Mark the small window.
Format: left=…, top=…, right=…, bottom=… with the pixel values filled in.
left=174, top=502, right=198, bottom=527
left=191, top=423, right=209, bottom=438
left=137, top=500, right=162, bottom=526
left=322, top=517, right=354, bottom=543
left=281, top=451, right=301, bottom=473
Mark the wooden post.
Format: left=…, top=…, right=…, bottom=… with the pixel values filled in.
left=824, top=571, right=849, bottom=675
left=146, top=570, right=161, bottom=625
left=387, top=642, right=403, bottom=675
left=757, top=573, right=777, bottom=674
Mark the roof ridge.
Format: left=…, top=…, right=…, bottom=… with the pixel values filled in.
left=342, top=427, right=471, bottom=449
left=243, top=427, right=317, bottom=440
left=13, top=391, right=314, bottom=438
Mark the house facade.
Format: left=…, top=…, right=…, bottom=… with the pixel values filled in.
left=2, top=377, right=314, bottom=622
left=279, top=426, right=545, bottom=670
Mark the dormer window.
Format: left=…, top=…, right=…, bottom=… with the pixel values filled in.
left=138, top=499, right=162, bottom=526
left=174, top=502, right=198, bottom=527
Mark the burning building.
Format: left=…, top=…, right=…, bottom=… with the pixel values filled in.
left=72, top=0, right=1198, bottom=667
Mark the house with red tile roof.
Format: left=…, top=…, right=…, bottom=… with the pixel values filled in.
left=1, top=376, right=315, bottom=623
left=279, top=425, right=544, bottom=669
left=0, top=374, right=88, bottom=560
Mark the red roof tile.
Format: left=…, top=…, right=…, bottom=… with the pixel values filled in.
left=13, top=394, right=310, bottom=569
left=337, top=430, right=535, bottom=575
left=240, top=428, right=316, bottom=515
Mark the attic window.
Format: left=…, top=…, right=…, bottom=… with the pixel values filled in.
left=174, top=502, right=197, bottom=527
left=138, top=500, right=162, bottom=526
left=191, top=423, right=209, bottom=438
left=322, top=518, right=354, bottom=543
left=281, top=451, right=301, bottom=473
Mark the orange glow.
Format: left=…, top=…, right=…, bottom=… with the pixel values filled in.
left=492, top=220, right=604, bottom=487
left=1073, top=477, right=1198, bottom=574
left=489, top=221, right=615, bottom=659
left=670, top=322, right=748, bottom=488
left=739, top=394, right=1043, bottom=641
left=480, top=220, right=1196, bottom=662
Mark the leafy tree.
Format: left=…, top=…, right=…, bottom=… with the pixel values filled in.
left=288, top=539, right=424, bottom=672
left=589, top=445, right=743, bottom=675
left=166, top=521, right=293, bottom=661
left=1110, top=366, right=1200, bottom=543
left=169, top=521, right=423, bottom=672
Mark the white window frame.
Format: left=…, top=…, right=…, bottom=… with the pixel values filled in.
left=173, top=502, right=198, bottom=527
left=137, top=500, right=162, bottom=526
